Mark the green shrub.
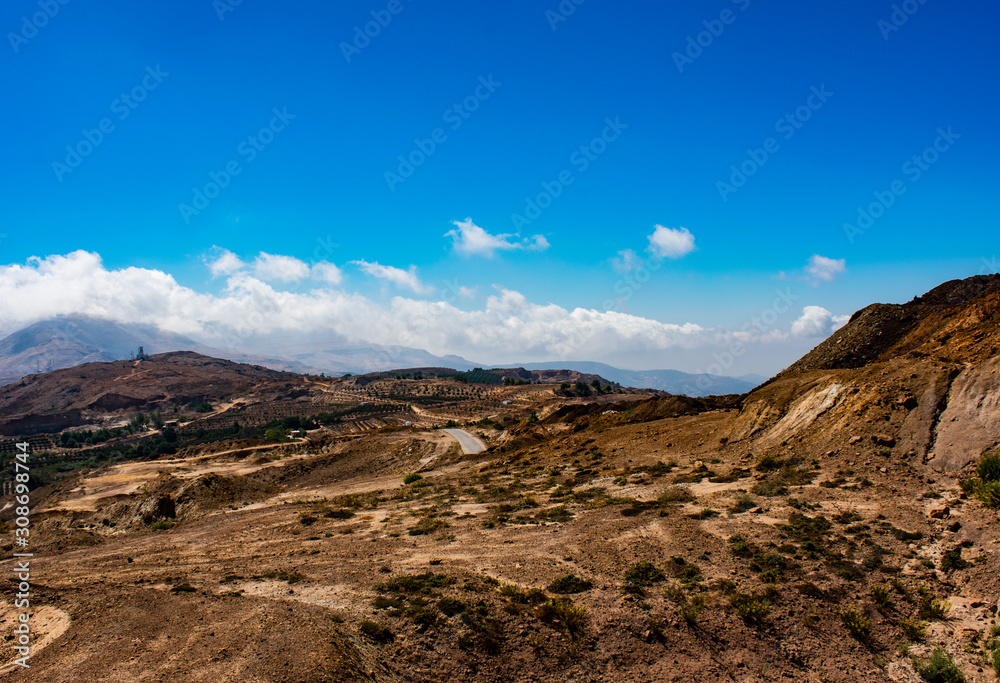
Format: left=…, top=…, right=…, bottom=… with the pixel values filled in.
left=749, top=552, right=788, bottom=579
left=940, top=549, right=967, bottom=573
left=974, top=480, right=1000, bottom=509
left=755, top=454, right=782, bottom=471
left=976, top=450, right=1000, bottom=482
left=669, top=557, right=703, bottom=585
left=150, top=520, right=174, bottom=531
left=408, top=517, right=448, bottom=536
left=871, top=583, right=892, bottom=609
left=535, top=505, right=574, bottom=522
left=729, top=493, right=757, bottom=513
left=403, top=473, right=423, bottom=485
left=624, top=561, right=665, bottom=586
left=536, top=598, right=587, bottom=635
left=917, top=586, right=950, bottom=620
left=913, top=648, right=965, bottom=682
left=839, top=605, right=872, bottom=644
left=371, top=596, right=404, bottom=610
left=727, top=534, right=754, bottom=557
left=377, top=572, right=455, bottom=594
left=658, top=487, right=695, bottom=504
left=549, top=573, right=593, bottom=594
left=730, top=591, right=770, bottom=624
left=899, top=615, right=927, bottom=641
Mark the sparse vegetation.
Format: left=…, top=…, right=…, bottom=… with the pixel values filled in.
left=967, top=449, right=1000, bottom=508
left=899, top=616, right=928, bottom=641
left=913, top=648, right=965, bottom=682
left=917, top=585, right=950, bottom=620
left=657, top=486, right=695, bottom=504
left=408, top=517, right=448, bottom=536
left=729, top=493, right=757, bottom=513
left=549, top=573, right=593, bottom=594
left=377, top=573, right=456, bottom=594
left=839, top=605, right=872, bottom=644
left=624, top=561, right=665, bottom=587
left=536, top=598, right=587, bottom=636
left=730, top=590, right=770, bottom=624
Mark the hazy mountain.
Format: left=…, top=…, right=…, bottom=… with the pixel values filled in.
left=0, top=316, right=476, bottom=385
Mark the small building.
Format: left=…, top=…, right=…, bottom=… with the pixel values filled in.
left=502, top=400, right=512, bottom=405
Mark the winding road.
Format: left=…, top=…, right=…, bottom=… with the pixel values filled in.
left=443, top=428, right=487, bottom=454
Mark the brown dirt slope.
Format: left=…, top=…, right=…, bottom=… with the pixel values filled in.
left=782, top=274, right=1000, bottom=374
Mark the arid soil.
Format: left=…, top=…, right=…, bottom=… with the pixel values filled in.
left=0, top=275, right=999, bottom=682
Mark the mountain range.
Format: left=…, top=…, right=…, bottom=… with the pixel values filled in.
left=0, top=316, right=761, bottom=395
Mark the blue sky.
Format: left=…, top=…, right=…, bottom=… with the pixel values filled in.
left=0, top=0, right=997, bottom=375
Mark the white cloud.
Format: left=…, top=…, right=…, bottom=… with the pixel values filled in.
left=610, top=249, right=643, bottom=274
left=647, top=225, right=695, bottom=259
left=0, top=250, right=715, bottom=364
left=311, top=261, right=343, bottom=285
left=206, top=248, right=244, bottom=277
left=252, top=252, right=310, bottom=282
left=446, top=218, right=549, bottom=257
left=791, top=306, right=850, bottom=337
left=0, top=250, right=857, bottom=376
left=351, top=260, right=432, bottom=295
left=804, top=254, right=846, bottom=286
left=458, top=286, right=476, bottom=298
left=529, top=234, right=549, bottom=251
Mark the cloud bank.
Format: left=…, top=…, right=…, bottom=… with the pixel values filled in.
left=0, top=251, right=848, bottom=372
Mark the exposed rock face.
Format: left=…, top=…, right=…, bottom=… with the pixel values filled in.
left=931, top=356, right=1000, bottom=471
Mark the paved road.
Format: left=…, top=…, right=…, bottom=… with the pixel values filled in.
left=443, top=428, right=487, bottom=454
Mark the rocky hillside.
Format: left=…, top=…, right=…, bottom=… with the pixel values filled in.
left=725, top=275, right=1000, bottom=473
